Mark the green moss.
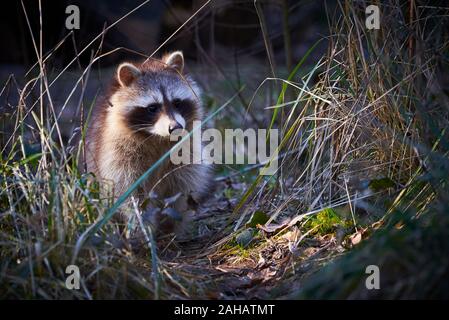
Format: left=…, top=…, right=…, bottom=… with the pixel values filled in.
left=304, top=208, right=351, bottom=236
left=222, top=239, right=252, bottom=257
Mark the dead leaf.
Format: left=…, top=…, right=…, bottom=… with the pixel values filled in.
left=349, top=228, right=369, bottom=246
left=257, top=219, right=291, bottom=234
left=256, top=253, right=266, bottom=268
left=350, top=232, right=362, bottom=245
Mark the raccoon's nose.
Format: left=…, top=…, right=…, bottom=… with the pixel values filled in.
left=169, top=121, right=183, bottom=134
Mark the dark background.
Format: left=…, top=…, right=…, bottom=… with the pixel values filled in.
left=0, top=0, right=333, bottom=138
left=0, top=0, right=330, bottom=70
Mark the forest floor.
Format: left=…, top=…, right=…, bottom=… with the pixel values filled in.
left=148, top=179, right=349, bottom=299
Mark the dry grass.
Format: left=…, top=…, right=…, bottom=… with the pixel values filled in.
left=1, top=0, right=449, bottom=299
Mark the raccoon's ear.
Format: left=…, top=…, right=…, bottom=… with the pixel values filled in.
left=117, top=62, right=141, bottom=87
left=163, top=51, right=184, bottom=73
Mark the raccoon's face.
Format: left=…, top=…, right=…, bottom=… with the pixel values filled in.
left=109, top=51, right=202, bottom=138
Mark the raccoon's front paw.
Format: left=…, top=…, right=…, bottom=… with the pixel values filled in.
left=142, top=206, right=182, bottom=235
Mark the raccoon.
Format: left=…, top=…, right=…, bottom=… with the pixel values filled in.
left=85, top=51, right=211, bottom=220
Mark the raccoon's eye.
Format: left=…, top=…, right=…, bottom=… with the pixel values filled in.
left=147, top=103, right=161, bottom=111
left=172, top=99, right=183, bottom=108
